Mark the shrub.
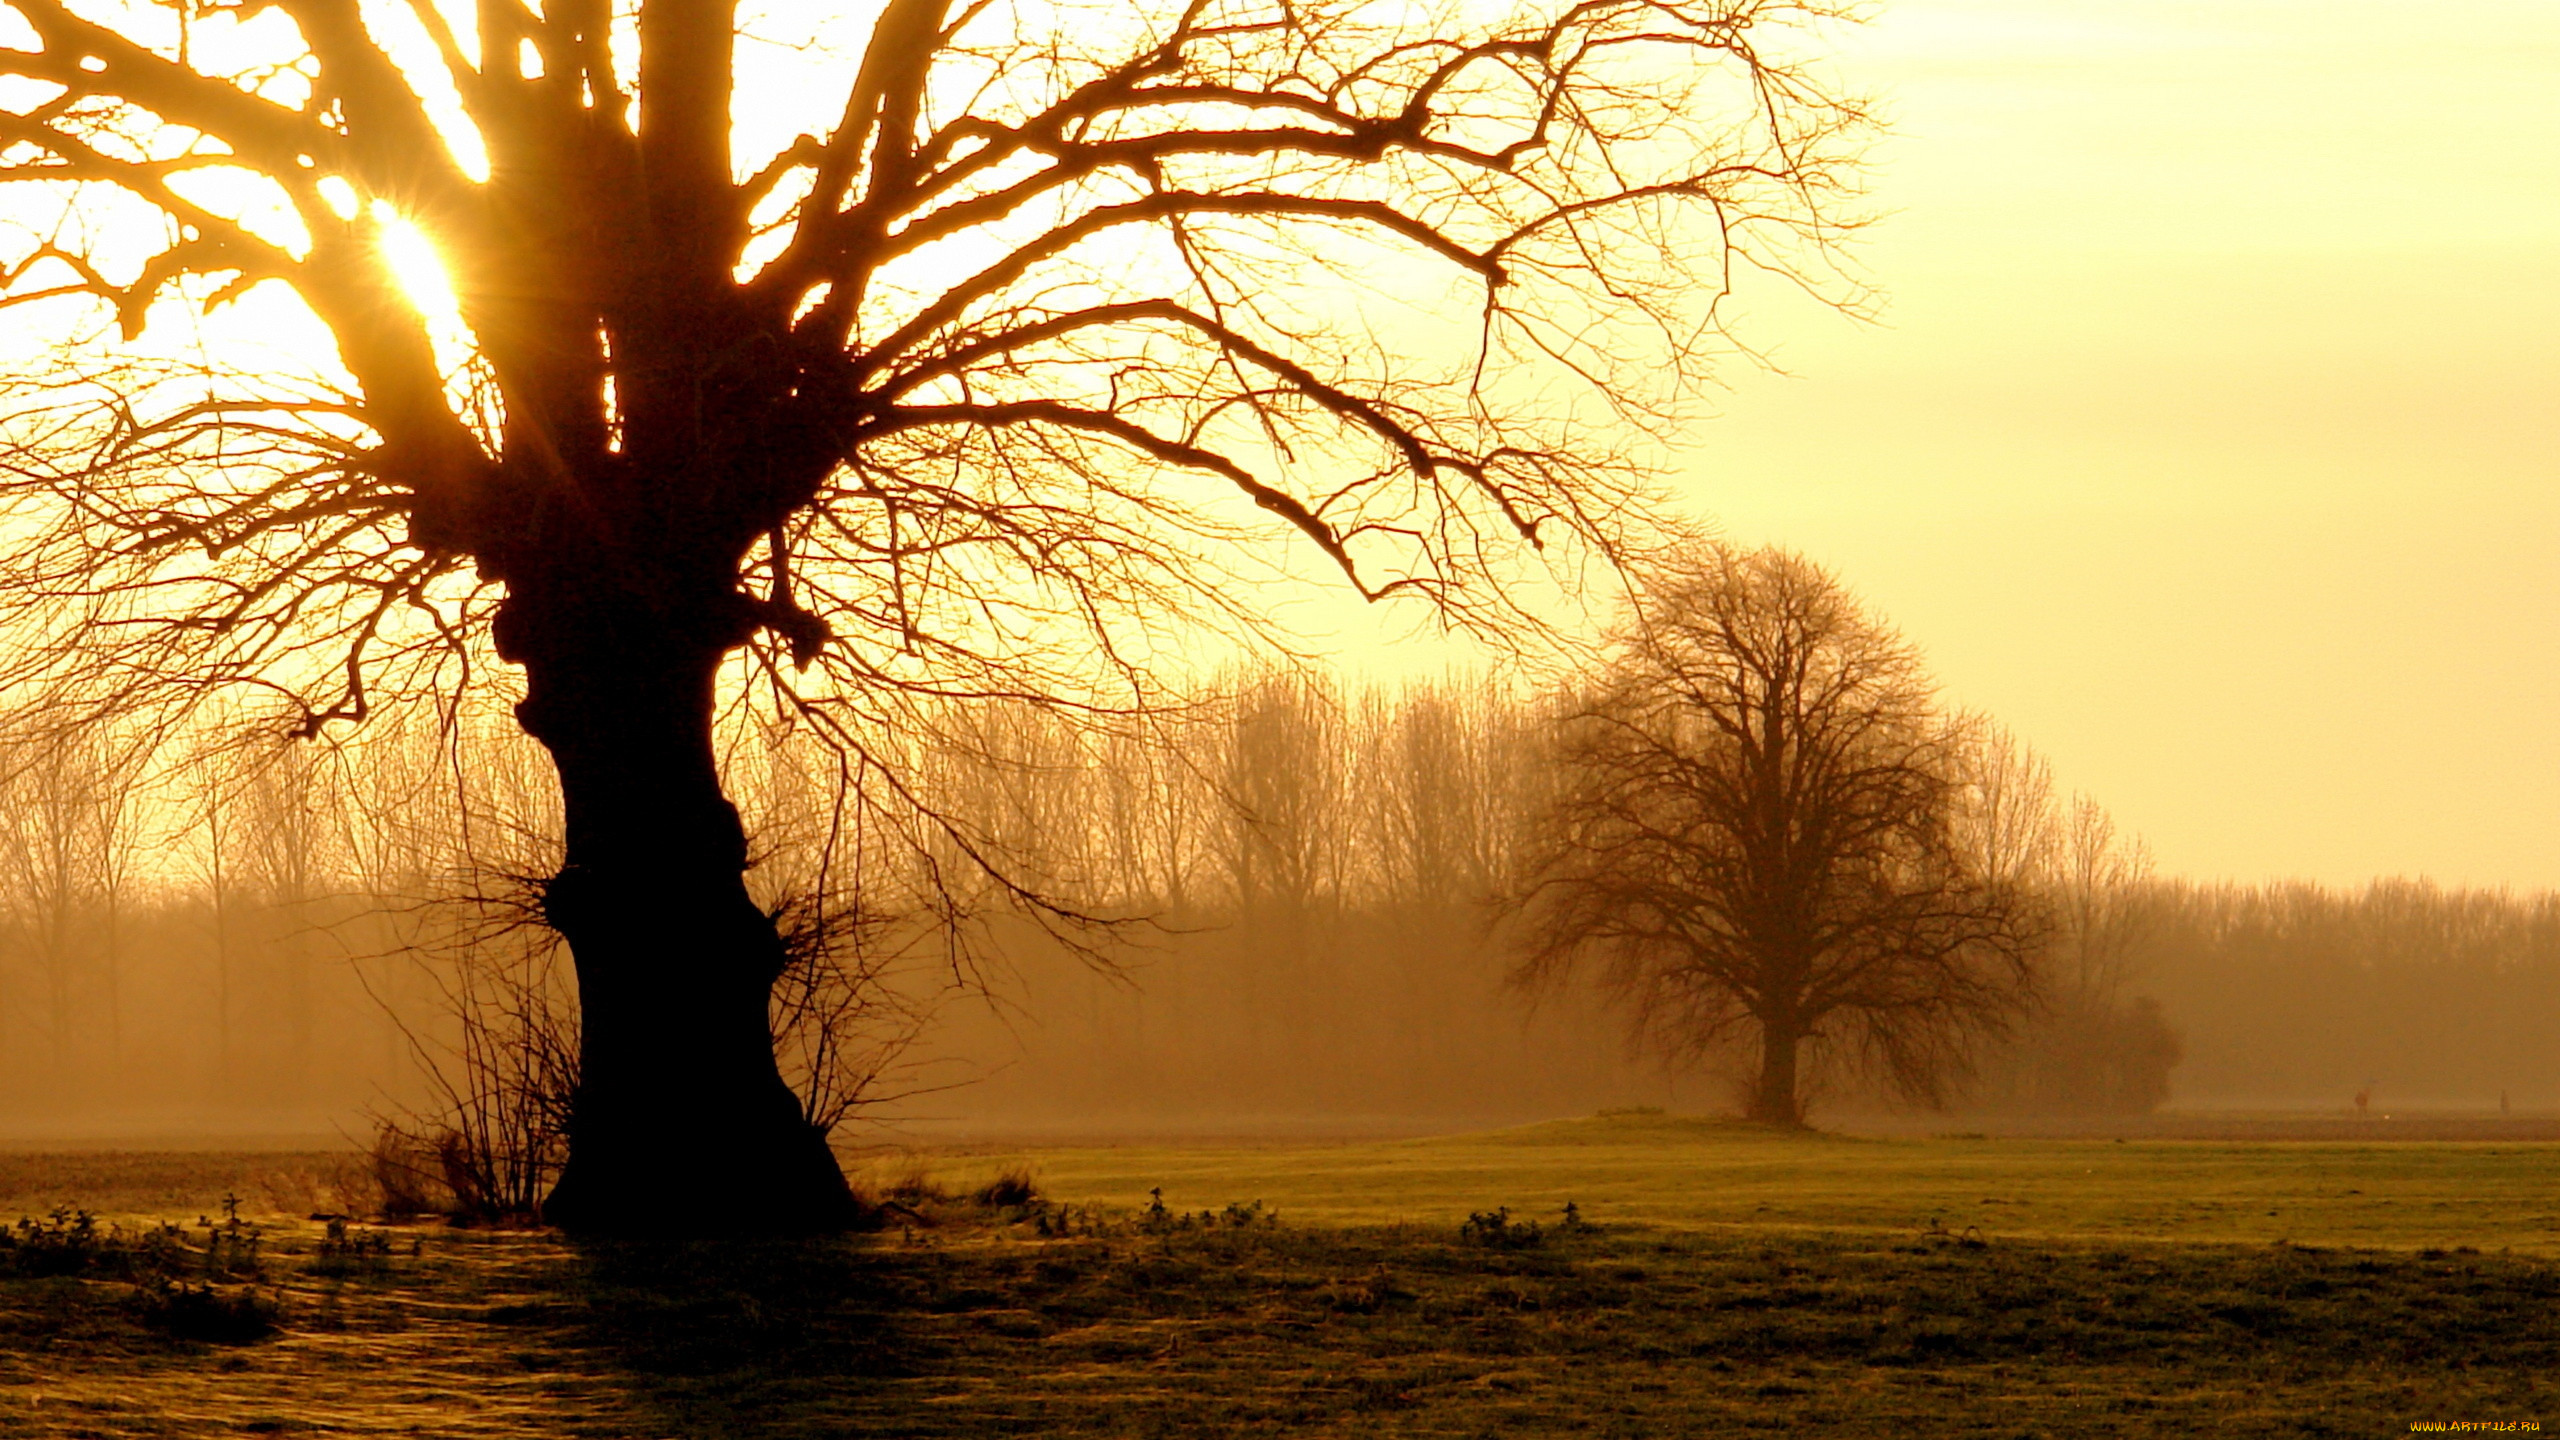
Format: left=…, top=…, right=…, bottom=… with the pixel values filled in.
left=974, top=1170, right=1040, bottom=1209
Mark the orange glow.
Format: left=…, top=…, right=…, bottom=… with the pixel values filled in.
left=370, top=202, right=460, bottom=329
left=1670, top=0, right=2560, bottom=888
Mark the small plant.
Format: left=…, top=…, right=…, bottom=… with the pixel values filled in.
left=1219, top=1200, right=1276, bottom=1229
left=1461, top=1207, right=1543, bottom=1249
left=195, top=1194, right=265, bottom=1279
left=134, top=1222, right=192, bottom=1276
left=1128, top=1189, right=1275, bottom=1236
left=1019, top=1202, right=1108, bottom=1238
left=0, top=1205, right=285, bottom=1295
left=0, top=1201, right=283, bottom=1342
left=0, top=1194, right=303, bottom=1345
left=1559, top=1201, right=1597, bottom=1234
left=376, top=870, right=579, bottom=1229
left=309, top=1218, right=397, bottom=1278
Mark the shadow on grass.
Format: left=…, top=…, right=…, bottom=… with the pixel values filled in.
left=555, top=1235, right=935, bottom=1438
left=526, top=1220, right=2560, bottom=1439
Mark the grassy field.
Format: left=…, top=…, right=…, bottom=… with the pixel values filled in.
left=886, top=1109, right=2560, bottom=1254
left=0, top=1113, right=2547, bottom=1436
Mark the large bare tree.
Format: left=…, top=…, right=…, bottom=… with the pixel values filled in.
left=1512, top=545, right=2039, bottom=1125
left=0, top=0, right=1864, bottom=1228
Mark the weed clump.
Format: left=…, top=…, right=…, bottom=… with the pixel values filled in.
left=0, top=1193, right=291, bottom=1344
left=194, top=1194, right=266, bottom=1278
left=309, top=1217, right=400, bottom=1278
left=0, top=1194, right=268, bottom=1284
left=874, top=1167, right=948, bottom=1208
left=0, top=1207, right=111, bottom=1278
left=1920, top=1218, right=1989, bottom=1250
left=1139, top=1189, right=1278, bottom=1235
left=1460, top=1207, right=1543, bottom=1249
left=1217, top=1200, right=1275, bottom=1229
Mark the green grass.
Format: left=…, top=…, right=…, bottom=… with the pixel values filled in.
left=895, top=1109, right=2560, bottom=1254
left=0, top=1116, right=2552, bottom=1436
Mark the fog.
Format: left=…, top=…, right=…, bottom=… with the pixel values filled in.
left=0, top=675, right=2549, bottom=1150
left=2138, top=881, right=2560, bottom=1113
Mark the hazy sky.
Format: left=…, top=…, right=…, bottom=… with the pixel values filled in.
left=1676, top=0, right=2560, bottom=888
left=4, top=1, right=2547, bottom=889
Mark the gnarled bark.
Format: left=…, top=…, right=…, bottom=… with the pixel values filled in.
left=498, top=580, right=855, bottom=1234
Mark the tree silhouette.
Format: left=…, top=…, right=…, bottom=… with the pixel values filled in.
left=1512, top=546, right=2038, bottom=1126
left=1959, top=732, right=2181, bottom=1116
left=0, top=0, right=1864, bottom=1229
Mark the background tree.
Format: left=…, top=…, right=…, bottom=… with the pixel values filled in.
left=0, top=728, right=138, bottom=1097
left=0, top=0, right=1865, bottom=1228
left=1957, top=727, right=2181, bottom=1115
left=1512, top=544, right=2040, bottom=1125
left=230, top=739, right=335, bottom=1105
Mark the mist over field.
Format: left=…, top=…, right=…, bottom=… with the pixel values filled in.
left=906, top=877, right=2560, bottom=1133
left=0, top=673, right=2551, bottom=1150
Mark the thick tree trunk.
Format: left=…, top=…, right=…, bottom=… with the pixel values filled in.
left=1748, top=1021, right=1806, bottom=1127
left=505, top=595, right=856, bottom=1235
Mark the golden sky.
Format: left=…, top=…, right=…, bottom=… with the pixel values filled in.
left=1679, top=0, right=2560, bottom=887
left=3, top=1, right=2547, bottom=888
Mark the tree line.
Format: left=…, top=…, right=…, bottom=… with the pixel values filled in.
left=0, top=710, right=551, bottom=1125
left=0, top=544, right=2148, bottom=1135
left=0, top=606, right=2550, bottom=1139
left=2133, top=879, right=2560, bottom=1112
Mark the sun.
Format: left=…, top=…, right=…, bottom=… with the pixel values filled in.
left=371, top=201, right=461, bottom=326
left=364, top=199, right=476, bottom=382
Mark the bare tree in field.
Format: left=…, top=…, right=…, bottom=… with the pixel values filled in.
left=0, top=0, right=1865, bottom=1228
left=1512, top=546, right=2040, bottom=1126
